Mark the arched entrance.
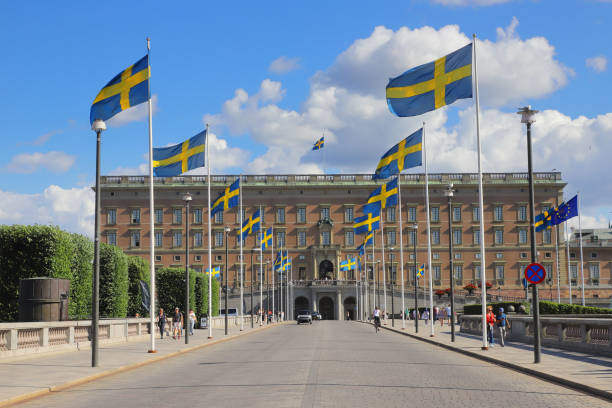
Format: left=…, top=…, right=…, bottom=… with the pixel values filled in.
left=319, top=296, right=334, bottom=320
left=294, top=296, right=309, bottom=318
left=343, top=296, right=356, bottom=320
left=319, top=260, right=334, bottom=280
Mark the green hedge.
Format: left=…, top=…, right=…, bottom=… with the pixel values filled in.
left=539, top=301, right=612, bottom=315
left=68, top=233, right=93, bottom=318
left=194, top=274, right=220, bottom=325
left=99, top=243, right=129, bottom=318
left=127, top=256, right=150, bottom=317
left=463, top=302, right=530, bottom=315
left=156, top=267, right=196, bottom=318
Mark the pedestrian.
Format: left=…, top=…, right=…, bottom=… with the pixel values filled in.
left=172, top=307, right=183, bottom=340
left=157, top=308, right=166, bottom=339
left=346, top=311, right=350, bottom=321
left=445, top=305, right=452, bottom=325
left=422, top=308, right=429, bottom=325
left=486, top=305, right=496, bottom=346
left=188, top=309, right=196, bottom=336
left=268, top=309, right=272, bottom=323
left=496, top=307, right=510, bottom=347
left=434, top=306, right=439, bottom=325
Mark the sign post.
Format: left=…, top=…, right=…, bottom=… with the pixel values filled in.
left=524, top=262, right=545, bottom=363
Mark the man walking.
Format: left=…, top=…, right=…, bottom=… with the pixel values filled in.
left=496, top=307, right=509, bottom=347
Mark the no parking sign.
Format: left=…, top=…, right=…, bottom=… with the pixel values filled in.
left=524, top=263, right=546, bottom=285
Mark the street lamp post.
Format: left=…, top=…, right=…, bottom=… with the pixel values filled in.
left=390, top=247, right=395, bottom=327
left=266, top=260, right=270, bottom=323
left=445, top=184, right=456, bottom=342
left=518, top=105, right=542, bottom=364
left=250, top=249, right=254, bottom=329
left=90, top=119, right=106, bottom=367
left=224, top=226, right=231, bottom=336
left=183, top=192, right=192, bottom=345
left=412, top=223, right=418, bottom=333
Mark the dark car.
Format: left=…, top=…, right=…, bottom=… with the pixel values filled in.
left=311, top=311, right=322, bottom=320
left=296, top=310, right=312, bottom=324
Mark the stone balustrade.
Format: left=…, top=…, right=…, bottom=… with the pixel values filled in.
left=459, top=315, right=612, bottom=357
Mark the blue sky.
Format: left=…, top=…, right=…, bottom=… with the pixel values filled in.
left=0, top=0, right=611, bottom=235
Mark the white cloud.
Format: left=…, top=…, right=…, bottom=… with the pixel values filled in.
left=432, top=0, right=511, bottom=5
left=30, top=129, right=63, bottom=146
left=268, top=56, right=301, bottom=74
left=105, top=94, right=158, bottom=127
left=586, top=55, right=608, bottom=73
left=0, top=186, right=94, bottom=237
left=4, top=151, right=76, bottom=174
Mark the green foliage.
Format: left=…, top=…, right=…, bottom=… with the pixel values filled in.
left=68, top=233, right=93, bottom=318
left=156, top=267, right=196, bottom=318
left=194, top=274, right=220, bottom=325
left=127, top=256, right=150, bottom=317
left=463, top=302, right=530, bottom=315
left=0, top=225, right=75, bottom=322
left=539, top=300, right=612, bottom=315
left=99, top=243, right=129, bottom=318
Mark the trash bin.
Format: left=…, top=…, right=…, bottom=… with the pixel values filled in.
left=200, top=317, right=208, bottom=329
left=18, top=278, right=70, bottom=321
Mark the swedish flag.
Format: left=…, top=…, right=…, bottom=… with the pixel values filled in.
left=386, top=44, right=472, bottom=117
left=373, top=129, right=422, bottom=180
left=367, top=177, right=398, bottom=209
left=153, top=131, right=206, bottom=177
left=535, top=207, right=556, bottom=232
left=90, top=55, right=150, bottom=124
left=313, top=136, right=324, bottom=151
left=261, top=228, right=273, bottom=251
left=274, top=250, right=288, bottom=271
left=206, top=266, right=220, bottom=279
left=340, top=258, right=357, bottom=271
left=354, top=209, right=380, bottom=235
left=238, top=210, right=261, bottom=242
left=417, top=264, right=425, bottom=278
left=283, top=258, right=292, bottom=272
left=211, top=179, right=240, bottom=217
left=364, top=231, right=374, bottom=247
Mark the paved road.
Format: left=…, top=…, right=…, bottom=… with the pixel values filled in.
left=16, top=321, right=609, bottom=408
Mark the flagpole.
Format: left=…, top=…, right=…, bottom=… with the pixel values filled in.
left=239, top=175, right=244, bottom=330
left=566, top=198, right=572, bottom=304
left=473, top=34, right=488, bottom=349
left=271, top=225, right=275, bottom=322
left=423, top=122, right=435, bottom=337
left=381, top=209, right=387, bottom=320
left=397, top=178, right=406, bottom=330
left=555, top=223, right=561, bottom=304
left=206, top=124, right=213, bottom=338
left=259, top=206, right=263, bottom=326
left=372, top=232, right=376, bottom=312
left=578, top=193, right=585, bottom=306
left=145, top=38, right=157, bottom=353
left=286, top=249, right=289, bottom=320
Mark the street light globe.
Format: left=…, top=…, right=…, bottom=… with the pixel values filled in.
left=517, top=105, right=539, bottom=124
left=412, top=223, right=418, bottom=230
left=224, top=226, right=231, bottom=233
left=444, top=183, right=454, bottom=198
left=182, top=192, right=193, bottom=202
left=91, top=119, right=106, bottom=133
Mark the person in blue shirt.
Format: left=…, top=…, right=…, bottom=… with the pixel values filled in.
left=496, top=307, right=510, bottom=347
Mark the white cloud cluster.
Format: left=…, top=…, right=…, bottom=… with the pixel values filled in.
left=268, top=56, right=301, bottom=74
left=586, top=55, right=608, bottom=73
left=106, top=94, right=159, bottom=127
left=4, top=151, right=76, bottom=174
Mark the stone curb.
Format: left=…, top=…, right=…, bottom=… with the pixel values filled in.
left=371, top=322, right=612, bottom=402
left=0, top=321, right=290, bottom=407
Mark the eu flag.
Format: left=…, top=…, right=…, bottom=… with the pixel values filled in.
left=211, top=179, right=240, bottom=217
left=153, top=131, right=206, bottom=177
left=90, top=55, right=150, bottom=124
left=367, top=178, right=398, bottom=209
left=238, top=210, right=261, bottom=242
left=373, top=129, right=422, bottom=179
left=386, top=44, right=472, bottom=117
left=552, top=195, right=578, bottom=225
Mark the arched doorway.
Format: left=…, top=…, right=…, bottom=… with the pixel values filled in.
left=319, top=260, right=334, bottom=280
left=319, top=296, right=334, bottom=320
left=294, top=296, right=309, bottom=319
left=344, top=296, right=356, bottom=320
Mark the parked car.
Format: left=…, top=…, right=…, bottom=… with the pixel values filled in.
left=296, top=310, right=312, bottom=324
left=311, top=311, right=322, bottom=320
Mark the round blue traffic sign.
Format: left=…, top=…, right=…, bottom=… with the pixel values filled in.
left=524, top=263, right=546, bottom=285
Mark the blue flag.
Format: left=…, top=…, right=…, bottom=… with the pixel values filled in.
left=90, top=55, right=150, bottom=124
left=373, top=129, right=422, bottom=179
left=211, top=179, right=240, bottom=217
left=340, top=258, right=357, bottom=271
left=535, top=207, right=556, bottom=232
left=552, top=195, right=578, bottom=225
left=354, top=209, right=380, bottom=235
left=386, top=43, right=472, bottom=117
left=261, top=227, right=273, bottom=251
left=417, top=264, right=425, bottom=278
left=238, top=209, right=261, bottom=242
left=153, top=131, right=206, bottom=177
left=313, top=136, right=324, bottom=151
left=367, top=178, right=398, bottom=209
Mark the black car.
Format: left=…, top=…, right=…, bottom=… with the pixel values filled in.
left=311, top=311, right=322, bottom=320
left=296, top=310, right=312, bottom=324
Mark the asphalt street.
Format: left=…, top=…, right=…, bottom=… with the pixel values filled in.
left=16, top=321, right=610, bottom=408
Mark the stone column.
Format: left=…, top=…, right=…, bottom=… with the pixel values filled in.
left=337, top=290, right=342, bottom=321
left=312, top=289, right=317, bottom=312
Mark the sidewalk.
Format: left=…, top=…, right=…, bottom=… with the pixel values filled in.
left=0, top=321, right=285, bottom=407
left=379, top=319, right=612, bottom=401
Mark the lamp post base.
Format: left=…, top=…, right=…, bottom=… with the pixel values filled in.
left=148, top=350, right=157, bottom=354
left=481, top=346, right=488, bottom=350
left=207, top=336, right=213, bottom=339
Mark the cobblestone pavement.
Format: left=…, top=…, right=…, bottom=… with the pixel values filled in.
left=16, top=321, right=611, bottom=408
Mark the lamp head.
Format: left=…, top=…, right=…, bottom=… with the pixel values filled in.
left=412, top=223, right=418, bottom=230
left=224, top=226, right=231, bottom=233
left=517, top=105, right=538, bottom=124
left=444, top=183, right=454, bottom=198
left=182, top=192, right=193, bottom=203
left=91, top=119, right=106, bottom=133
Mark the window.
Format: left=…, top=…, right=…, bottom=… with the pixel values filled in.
left=345, top=230, right=355, bottom=247
left=194, top=255, right=202, bottom=262
left=131, top=231, right=140, bottom=248
left=494, top=206, right=503, bottom=222
left=276, top=231, right=286, bottom=247
left=155, top=255, right=162, bottom=262
left=409, top=253, right=415, bottom=260
left=591, top=252, right=598, bottom=259
left=298, top=230, right=306, bottom=247
left=590, top=264, right=600, bottom=281
left=544, top=264, right=552, bottom=283
left=194, top=232, right=203, bottom=247
left=408, top=207, right=416, bottom=222
left=472, top=206, right=480, bottom=222
left=433, top=265, right=441, bottom=281
left=454, top=253, right=462, bottom=259
left=389, top=253, right=396, bottom=261
left=173, top=255, right=181, bottom=262
left=496, top=252, right=503, bottom=259
left=432, top=253, right=440, bottom=260
left=155, top=231, right=163, bottom=248
left=542, top=229, right=552, bottom=244
left=475, top=252, right=481, bottom=259
left=518, top=206, right=527, bottom=222
left=495, top=265, right=504, bottom=280
left=298, top=267, right=306, bottom=280
left=173, top=208, right=182, bottom=224
left=431, top=230, right=440, bottom=245
left=454, top=265, right=463, bottom=281
left=173, top=231, right=182, bottom=247
left=214, top=211, right=223, bottom=224
left=387, top=230, right=397, bottom=246
left=387, top=206, right=396, bottom=222
left=570, top=264, right=578, bottom=281
left=545, top=252, right=552, bottom=258
left=321, top=231, right=330, bottom=245
left=320, top=207, right=330, bottom=220
left=155, top=208, right=163, bottom=224
left=107, top=231, right=116, bottom=246
left=519, top=229, right=528, bottom=244
left=107, top=209, right=116, bottom=225
left=214, top=231, right=224, bottom=247
left=297, top=207, right=306, bottom=223
left=453, top=228, right=462, bottom=245
left=194, top=208, right=202, bottom=224
left=344, top=207, right=354, bottom=223
left=131, top=209, right=141, bottom=224
left=276, top=207, right=285, bottom=223
left=452, top=206, right=461, bottom=222
left=570, top=252, right=576, bottom=259
left=431, top=207, right=440, bottom=222
left=473, top=229, right=480, bottom=245
left=298, top=255, right=305, bottom=260
left=520, top=252, right=528, bottom=259
left=255, top=232, right=262, bottom=246
left=494, top=229, right=504, bottom=245
left=474, top=265, right=481, bottom=280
